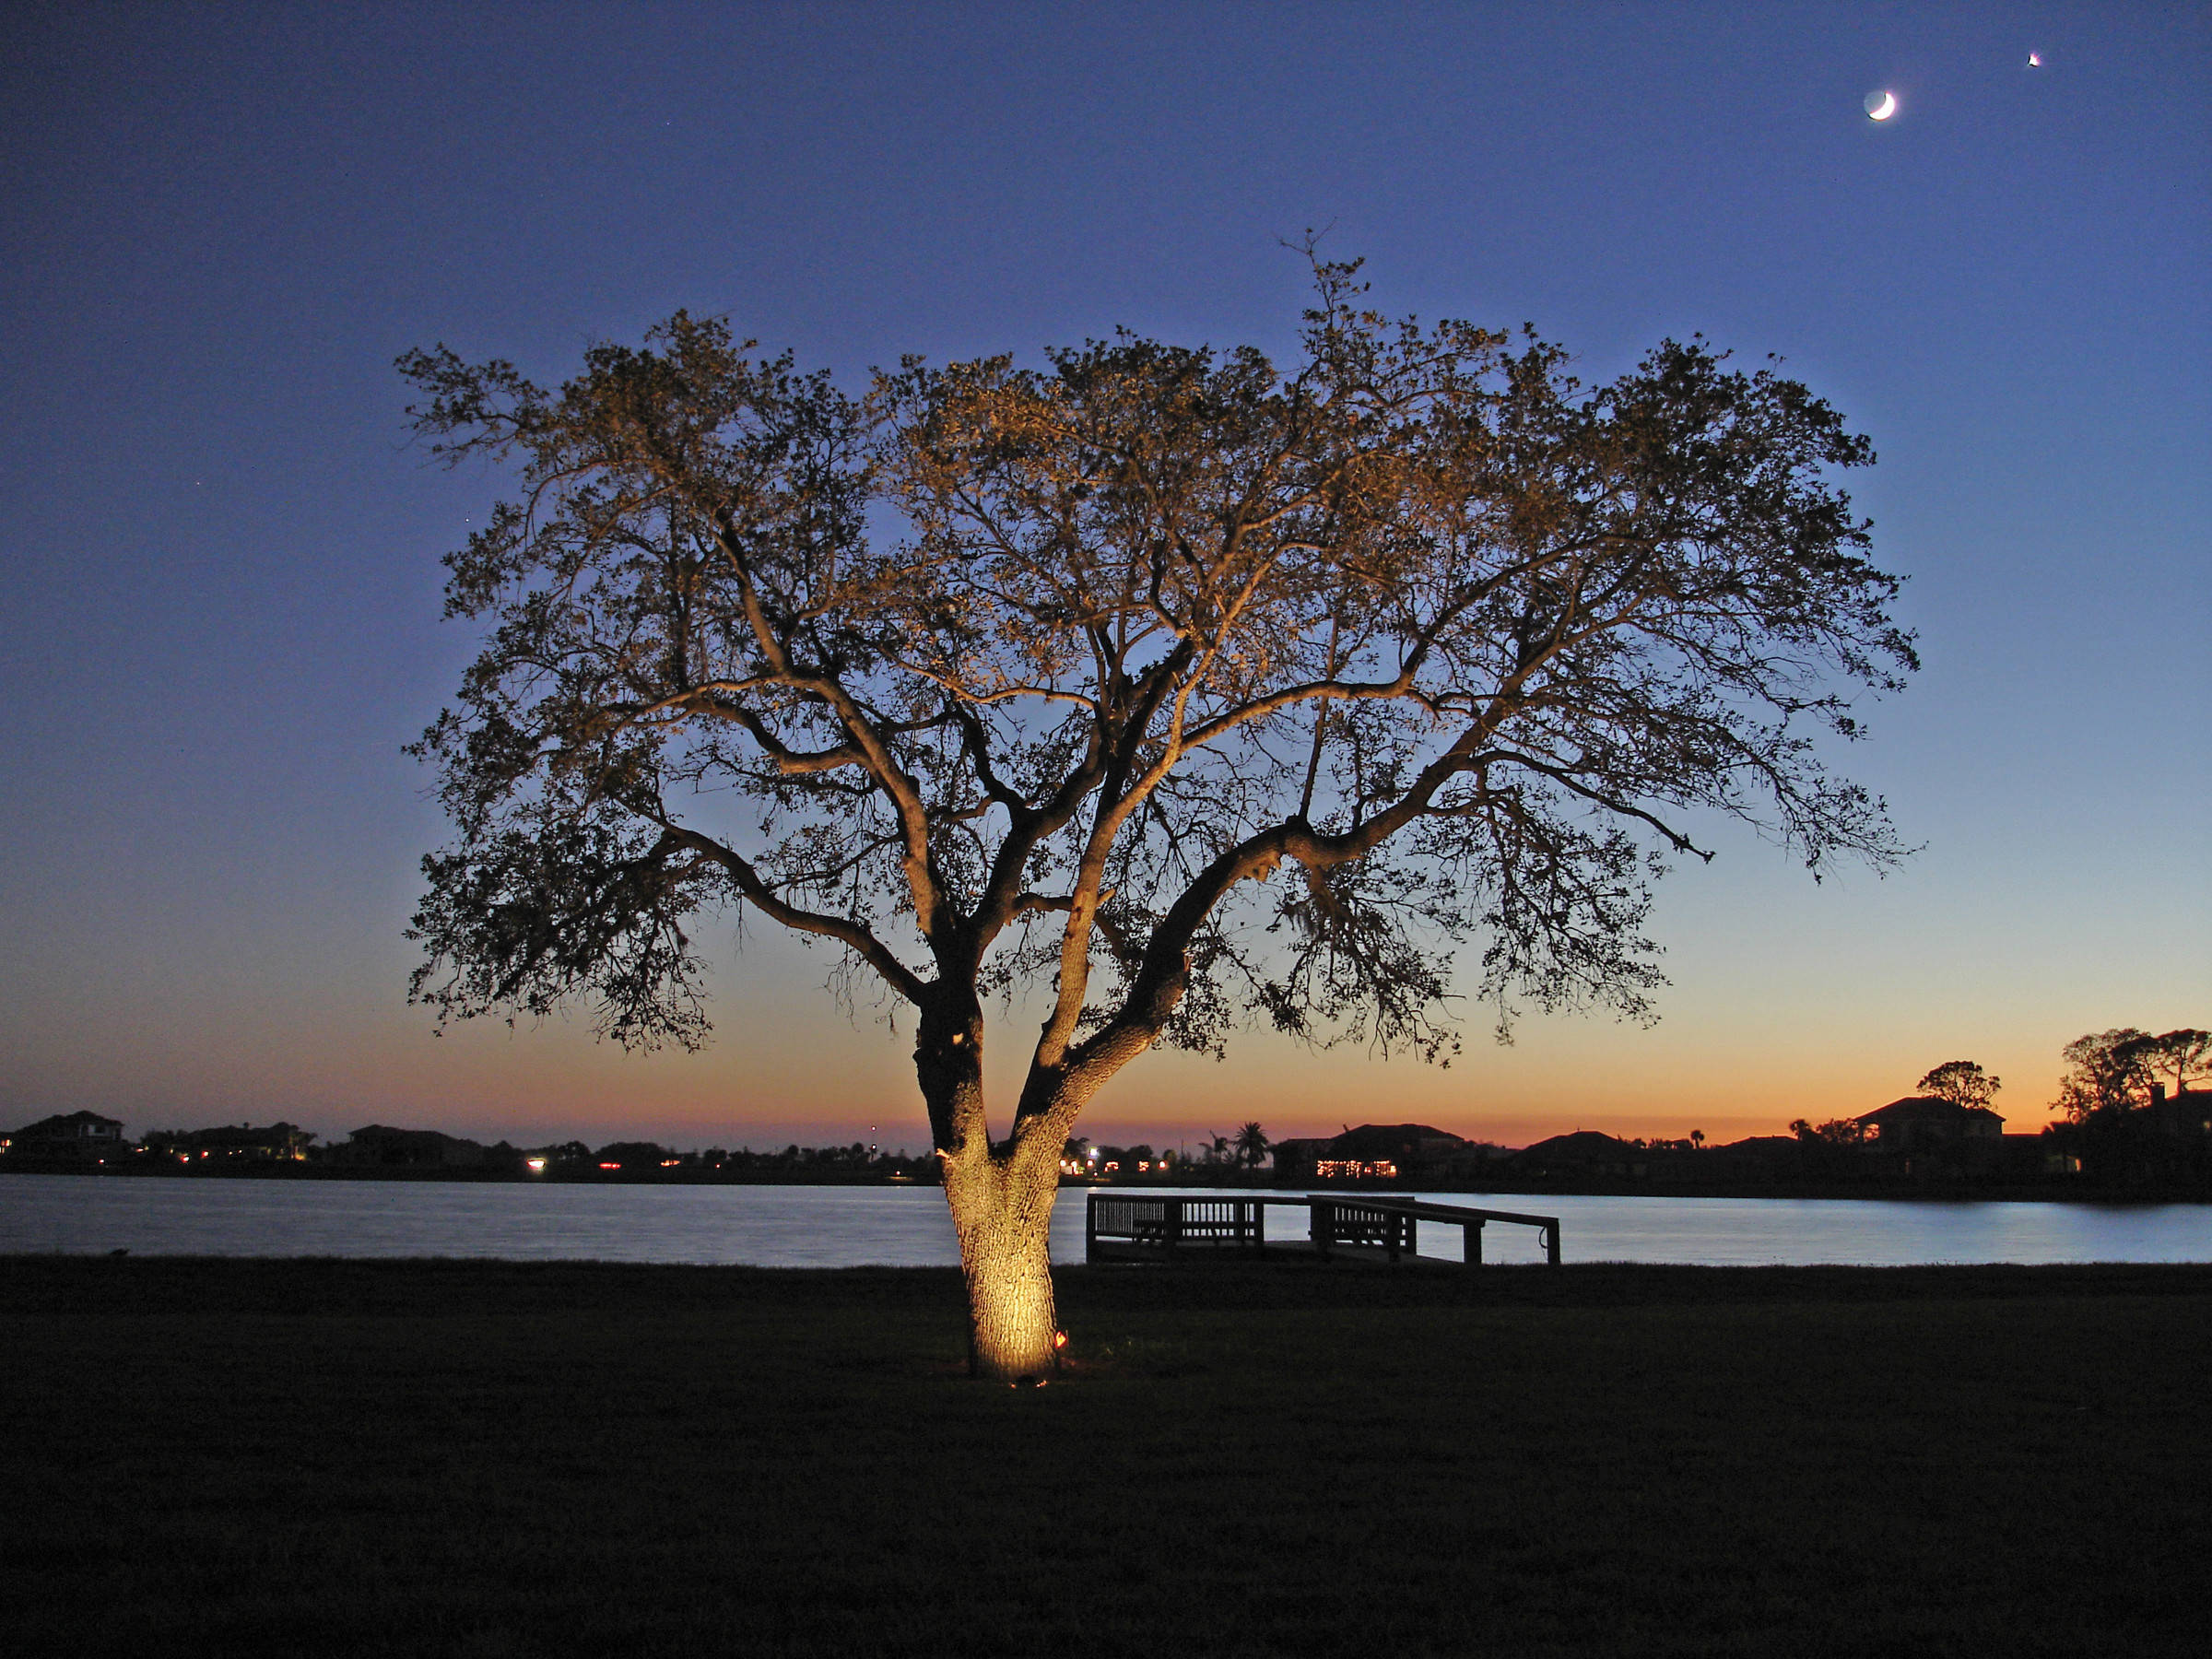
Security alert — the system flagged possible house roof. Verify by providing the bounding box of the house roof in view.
[1855,1096,2004,1127]
[1517,1130,1630,1159]
[8,1110,125,1137]
[1329,1123,1467,1157]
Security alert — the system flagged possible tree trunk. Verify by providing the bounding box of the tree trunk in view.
[941,1147,1062,1382]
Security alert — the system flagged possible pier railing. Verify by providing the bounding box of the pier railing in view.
[1085,1192,1560,1266]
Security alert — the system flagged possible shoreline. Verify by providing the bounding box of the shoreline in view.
[4,1160,2204,1204]
[9,1253,2211,1290]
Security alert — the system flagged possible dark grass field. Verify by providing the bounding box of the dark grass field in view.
[6,1256,2206,1657]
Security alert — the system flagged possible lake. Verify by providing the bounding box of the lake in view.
[2,1174,2207,1266]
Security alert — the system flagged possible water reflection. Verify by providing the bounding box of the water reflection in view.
[0,1175,2206,1267]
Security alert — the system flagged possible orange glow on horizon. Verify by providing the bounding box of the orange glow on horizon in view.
[6,927,2130,1153]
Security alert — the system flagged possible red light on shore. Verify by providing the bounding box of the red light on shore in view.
[599,1161,619,1170]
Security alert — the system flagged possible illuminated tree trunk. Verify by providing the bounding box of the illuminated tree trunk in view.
[919,1000,1066,1382]
[942,1149,1062,1382]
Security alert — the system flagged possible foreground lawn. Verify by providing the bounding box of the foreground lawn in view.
[5,1257,2206,1657]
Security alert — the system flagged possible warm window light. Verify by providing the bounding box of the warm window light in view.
[525,1157,547,1173]
[1315,1159,1399,1180]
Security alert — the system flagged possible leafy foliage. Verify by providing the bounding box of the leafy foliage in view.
[2139,1029,2211,1098]
[1915,1059,2000,1112]
[2053,1029,2155,1121]
[2053,1028,2211,1121]
[403,265,1915,1164]
[1790,1117,1868,1147]
[1234,1122,1273,1170]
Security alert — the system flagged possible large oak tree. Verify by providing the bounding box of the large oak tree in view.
[402,265,1915,1377]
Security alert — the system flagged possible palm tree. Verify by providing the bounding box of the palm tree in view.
[1234,1122,1272,1171]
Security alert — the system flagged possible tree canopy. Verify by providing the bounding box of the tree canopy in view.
[1916,1059,2000,1111]
[401,264,1915,1374]
[1234,1122,1273,1170]
[2140,1029,2211,1098]
[2053,1028,2211,1121]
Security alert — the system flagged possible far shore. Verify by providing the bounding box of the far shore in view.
[3,1159,2205,1203]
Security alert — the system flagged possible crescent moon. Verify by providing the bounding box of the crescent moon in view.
[1865,91,1897,121]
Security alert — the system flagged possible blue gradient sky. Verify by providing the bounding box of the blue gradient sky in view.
[2,3,2205,1153]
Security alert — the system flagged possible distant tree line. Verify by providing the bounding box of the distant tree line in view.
[9,1026,2202,1194]
[1,1119,942,1181]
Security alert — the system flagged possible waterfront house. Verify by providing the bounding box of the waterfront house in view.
[2148,1086,2212,1139]
[1512,1130,1646,1181]
[328,1124,488,1167]
[1274,1124,1470,1183]
[1266,1136,1334,1182]
[143,1122,315,1162]
[1853,1097,2004,1153]
[4,1111,129,1160]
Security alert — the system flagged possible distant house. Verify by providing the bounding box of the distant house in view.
[143,1122,315,1162]
[1274,1124,1468,1183]
[1512,1130,1646,1181]
[328,1124,487,1168]
[5,1111,128,1160]
[1853,1097,2003,1154]
[2149,1086,2212,1139]
[1696,1135,1806,1178]
[1266,1138,1334,1182]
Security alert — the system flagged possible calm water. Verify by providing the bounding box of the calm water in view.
[2,1175,2206,1266]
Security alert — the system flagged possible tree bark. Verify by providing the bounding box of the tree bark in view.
[941,1147,1063,1381]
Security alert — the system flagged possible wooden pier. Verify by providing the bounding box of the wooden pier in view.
[1085,1192,1561,1266]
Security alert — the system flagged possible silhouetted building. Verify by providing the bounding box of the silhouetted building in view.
[144,1122,314,1162]
[1274,1124,1468,1182]
[328,1124,487,1167]
[2148,1086,2212,1139]
[1853,1096,2003,1153]
[1512,1130,1646,1181]
[1267,1138,1331,1182]
[1700,1135,1803,1177]
[5,1111,128,1160]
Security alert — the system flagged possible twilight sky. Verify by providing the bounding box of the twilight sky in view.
[2,2,2205,1154]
